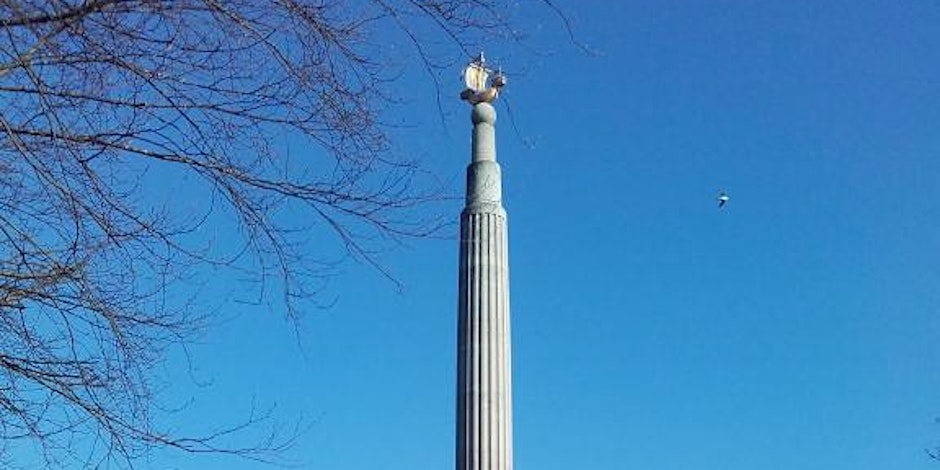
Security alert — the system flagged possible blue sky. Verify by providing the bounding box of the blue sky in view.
[152,1,940,468]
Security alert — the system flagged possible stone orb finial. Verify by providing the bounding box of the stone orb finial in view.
[471,102,496,125]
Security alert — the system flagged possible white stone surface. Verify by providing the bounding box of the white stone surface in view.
[456,102,513,470]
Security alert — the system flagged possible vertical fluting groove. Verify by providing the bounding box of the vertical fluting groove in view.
[456,216,467,469]
[461,217,468,470]
[478,214,485,470]
[473,213,478,470]
[495,215,504,470]
[487,214,495,470]
[482,214,488,470]
[506,217,511,470]
[464,216,472,470]
[473,215,481,470]
[495,214,501,470]
[480,214,488,470]
[503,217,512,470]
[499,215,506,470]
[493,214,501,470]
[500,215,506,470]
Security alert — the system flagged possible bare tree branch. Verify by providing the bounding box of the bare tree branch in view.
[0,0,570,467]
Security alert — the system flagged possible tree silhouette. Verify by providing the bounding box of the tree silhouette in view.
[0,0,554,466]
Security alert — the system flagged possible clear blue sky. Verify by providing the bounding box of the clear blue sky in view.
[154,1,940,468]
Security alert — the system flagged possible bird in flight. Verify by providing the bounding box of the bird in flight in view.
[717,191,730,209]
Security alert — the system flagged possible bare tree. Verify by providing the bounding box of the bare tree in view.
[0,0,550,467]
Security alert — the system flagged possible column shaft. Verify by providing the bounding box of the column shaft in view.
[457,210,512,470]
[457,102,512,470]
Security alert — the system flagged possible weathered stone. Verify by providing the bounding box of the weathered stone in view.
[456,102,513,470]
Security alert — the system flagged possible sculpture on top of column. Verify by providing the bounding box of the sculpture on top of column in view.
[460,52,507,105]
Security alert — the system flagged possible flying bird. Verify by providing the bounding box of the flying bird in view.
[717,191,730,209]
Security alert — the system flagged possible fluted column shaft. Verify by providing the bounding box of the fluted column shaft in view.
[457,102,513,470]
